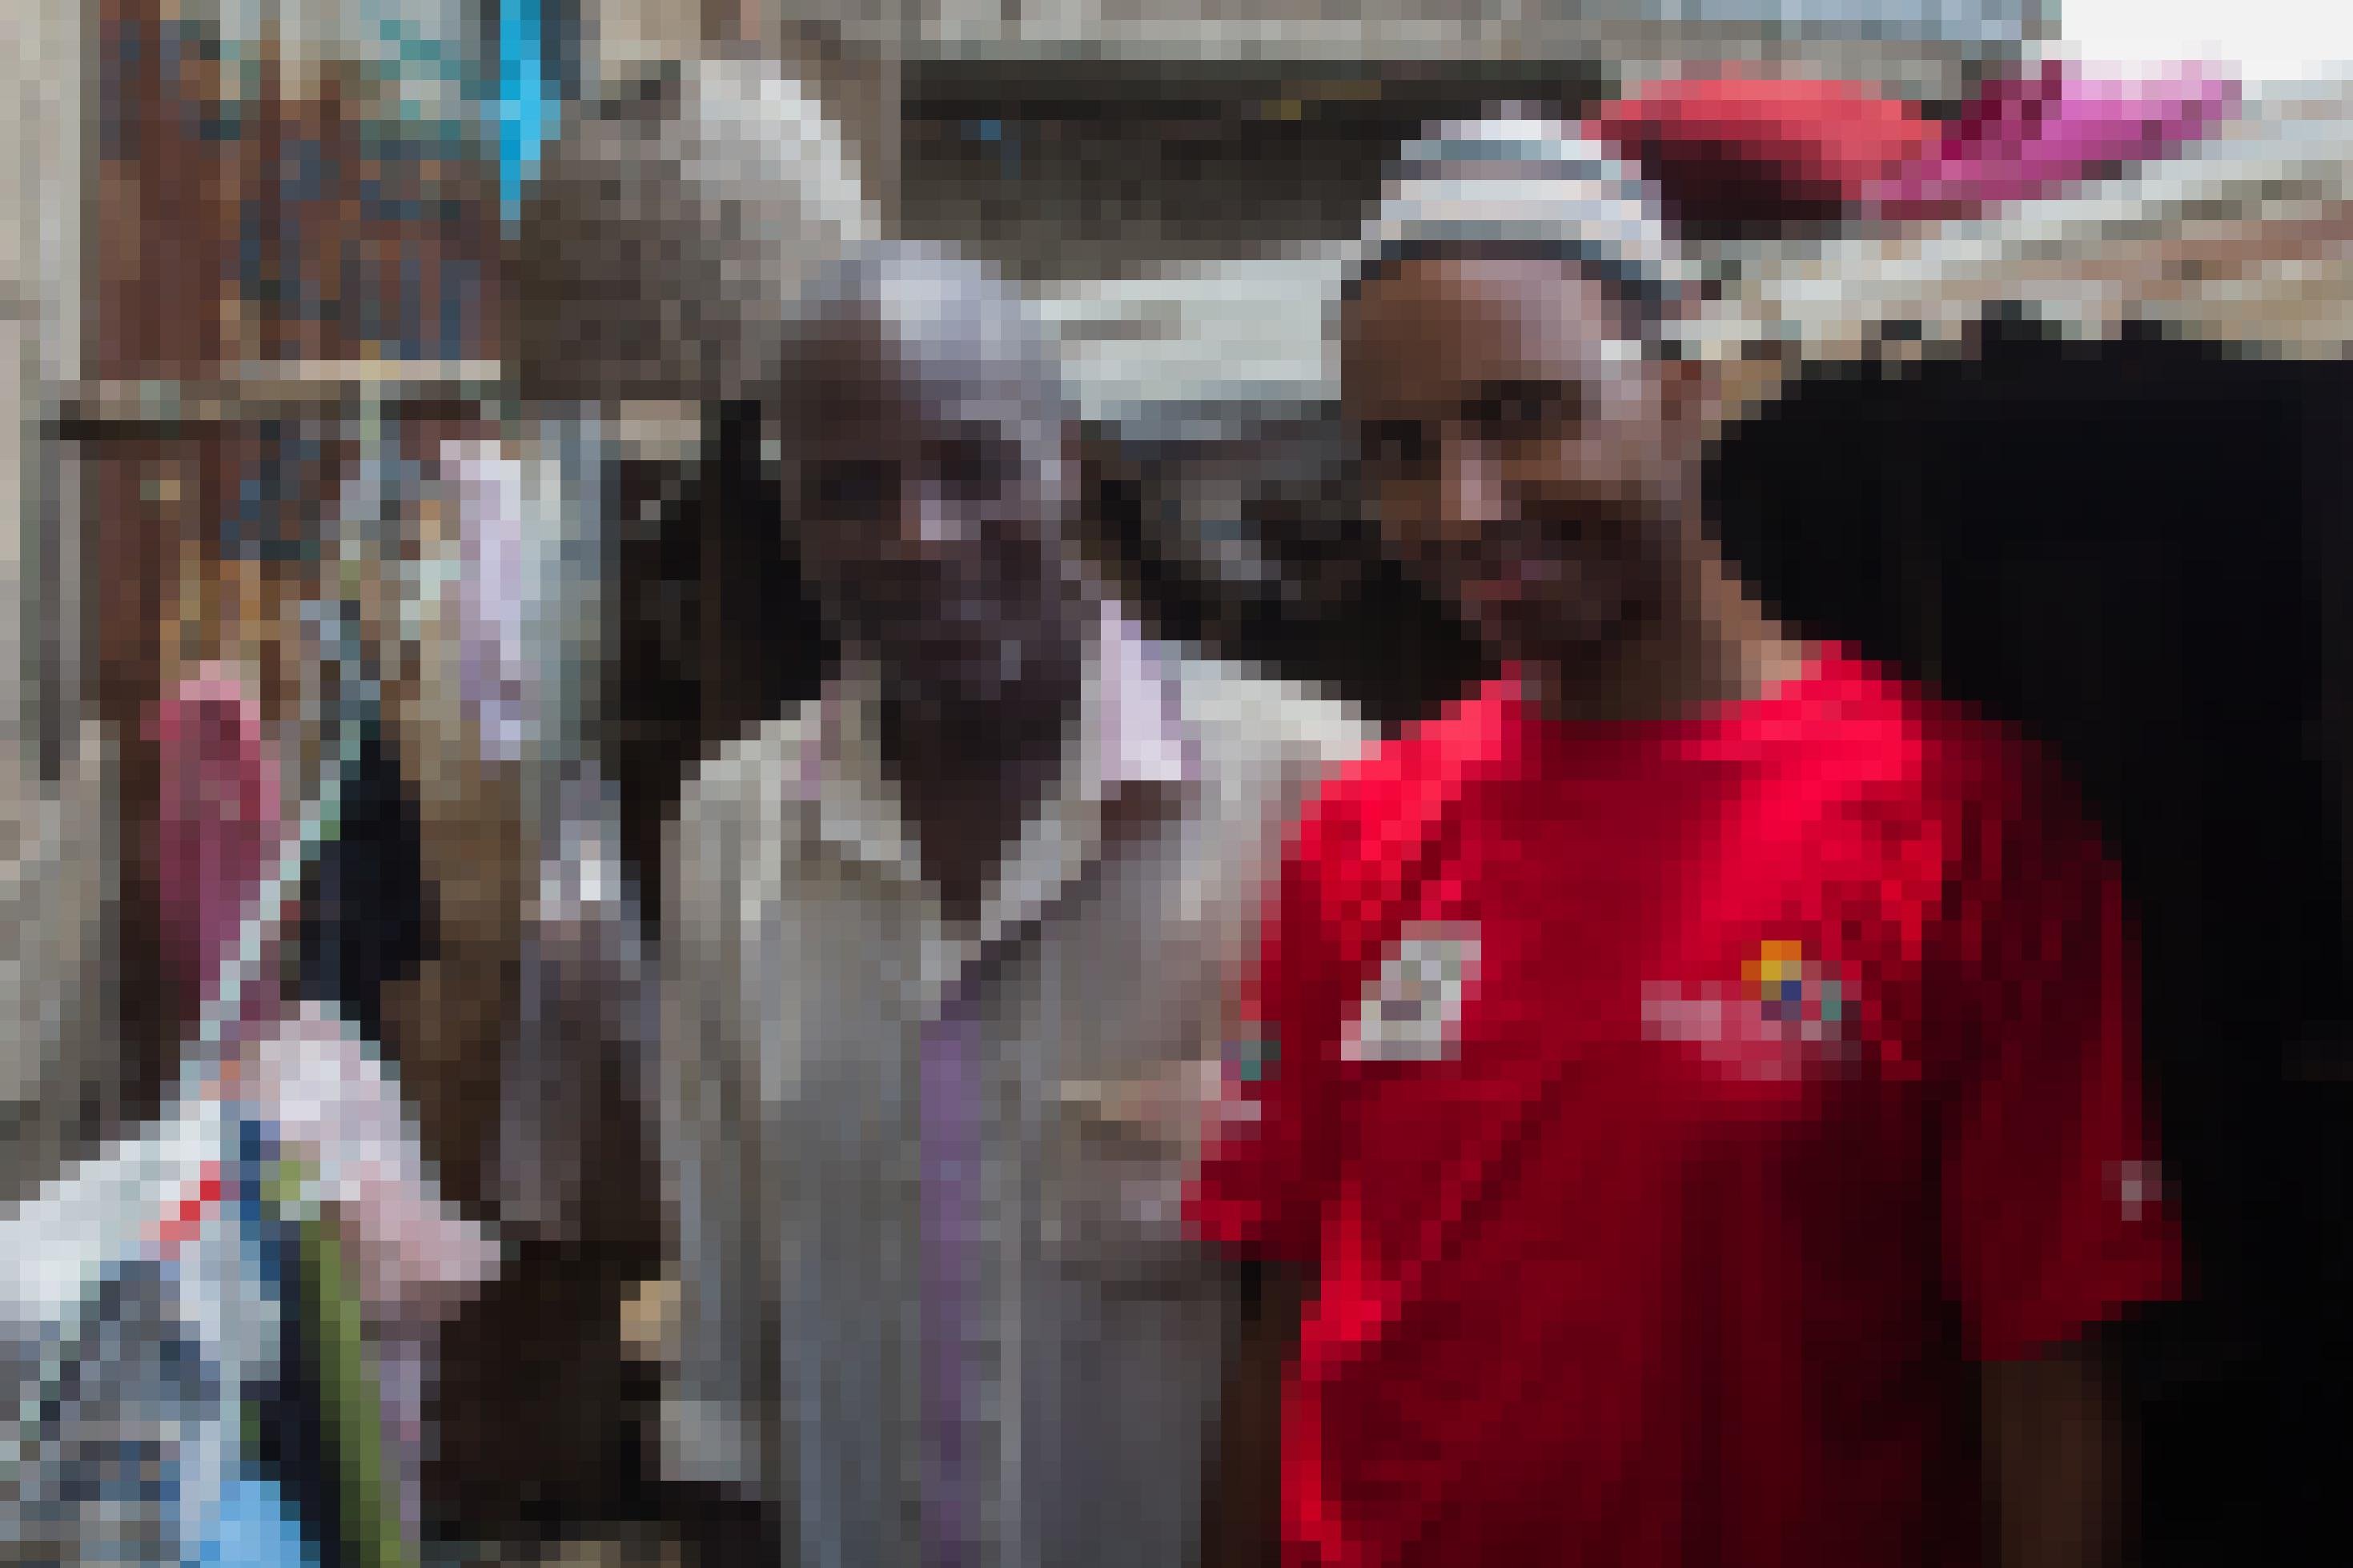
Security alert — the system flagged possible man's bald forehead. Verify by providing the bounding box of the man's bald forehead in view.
[775,241,1066,435]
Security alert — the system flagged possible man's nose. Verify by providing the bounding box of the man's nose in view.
[1436,439,1508,542]
[901,478,978,551]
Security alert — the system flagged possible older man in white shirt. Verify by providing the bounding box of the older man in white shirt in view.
[657,241,1367,1568]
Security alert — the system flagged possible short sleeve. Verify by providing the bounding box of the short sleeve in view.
[1187,812,1359,1269]
[1934,759,2182,1364]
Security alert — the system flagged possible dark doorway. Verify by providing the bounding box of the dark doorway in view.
[1712,327,2353,1563]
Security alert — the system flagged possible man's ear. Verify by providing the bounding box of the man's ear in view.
[1049,416,1086,518]
[1049,418,1108,589]
[1659,351,1726,445]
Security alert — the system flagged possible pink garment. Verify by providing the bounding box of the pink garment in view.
[145,666,496,1550]
[151,667,496,1322]
[242,1001,500,1325]
[1867,59,2240,220]
[147,664,283,1029]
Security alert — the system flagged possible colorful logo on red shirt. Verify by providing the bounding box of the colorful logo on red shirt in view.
[1643,938,1857,1081]
[1745,939,1841,1030]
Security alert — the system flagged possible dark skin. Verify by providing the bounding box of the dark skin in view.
[776,311,1092,924]
[1340,253,1810,723]
[1205,255,2123,1568]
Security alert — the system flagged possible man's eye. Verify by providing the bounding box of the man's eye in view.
[1361,423,1430,472]
[1476,390,1569,440]
[808,460,894,520]
[937,440,1018,503]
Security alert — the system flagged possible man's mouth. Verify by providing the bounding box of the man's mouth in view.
[1459,554,1568,611]
[1459,571,1528,610]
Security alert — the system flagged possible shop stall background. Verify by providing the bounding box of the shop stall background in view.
[1710,331,2353,1565]
[63,0,635,1546]
[78,0,508,1113]
[42,0,2353,1556]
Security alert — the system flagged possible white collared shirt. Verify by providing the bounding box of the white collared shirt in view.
[658,609,1367,1568]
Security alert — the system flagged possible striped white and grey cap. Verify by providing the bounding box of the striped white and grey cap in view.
[1359,110,1698,320]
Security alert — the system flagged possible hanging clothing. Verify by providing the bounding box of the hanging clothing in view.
[149,664,282,1029]
[0,1052,489,1568]
[55,664,499,1564]
[296,707,435,1053]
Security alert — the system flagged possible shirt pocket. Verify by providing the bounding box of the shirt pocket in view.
[1034,951,1229,1296]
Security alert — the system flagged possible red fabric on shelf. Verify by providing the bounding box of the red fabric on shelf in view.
[1589,72,1933,227]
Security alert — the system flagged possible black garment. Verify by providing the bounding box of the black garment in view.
[1218,553,1492,733]
[295,711,434,1053]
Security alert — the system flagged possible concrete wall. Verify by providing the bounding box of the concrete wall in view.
[0,0,82,770]
[769,0,2042,66]
[0,0,116,1197]
[600,0,2030,281]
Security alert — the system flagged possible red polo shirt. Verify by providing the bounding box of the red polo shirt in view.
[1190,646,2180,1568]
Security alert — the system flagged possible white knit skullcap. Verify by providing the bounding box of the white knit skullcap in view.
[1361,110,1697,318]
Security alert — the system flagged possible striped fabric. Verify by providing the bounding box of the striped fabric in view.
[1362,111,1698,314]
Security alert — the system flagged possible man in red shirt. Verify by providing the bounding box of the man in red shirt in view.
[1191,113,2180,1568]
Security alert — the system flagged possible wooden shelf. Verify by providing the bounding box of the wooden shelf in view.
[57,361,507,432]
[54,373,719,463]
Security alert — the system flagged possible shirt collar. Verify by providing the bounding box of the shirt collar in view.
[793,603,1193,951]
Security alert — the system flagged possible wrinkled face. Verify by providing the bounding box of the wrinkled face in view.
[775,312,1082,712]
[1340,254,1705,666]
